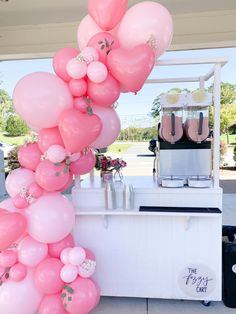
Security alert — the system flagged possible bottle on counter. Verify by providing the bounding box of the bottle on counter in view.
[105,182,116,210]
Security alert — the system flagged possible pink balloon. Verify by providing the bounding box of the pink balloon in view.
[5,168,35,198]
[0,250,17,268]
[59,109,102,154]
[38,127,64,153]
[18,142,42,171]
[0,212,27,251]
[12,193,29,210]
[84,248,96,261]
[59,173,74,193]
[39,294,67,314]
[87,61,108,83]
[91,105,121,148]
[28,182,44,198]
[26,193,75,243]
[60,264,78,283]
[70,149,96,175]
[18,236,48,267]
[48,234,74,258]
[80,46,99,64]
[66,59,87,80]
[88,0,128,31]
[77,15,103,50]
[68,247,86,266]
[0,198,17,212]
[34,257,64,294]
[107,44,155,93]
[61,277,99,314]
[53,47,80,82]
[0,270,43,314]
[118,1,173,58]
[9,263,27,282]
[60,247,72,265]
[13,72,73,130]
[87,73,120,107]
[74,97,89,113]
[35,160,70,192]
[88,32,119,65]
[69,78,87,97]
[46,145,66,163]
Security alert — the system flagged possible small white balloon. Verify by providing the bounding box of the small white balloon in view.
[46,144,66,163]
[68,247,86,266]
[60,247,72,265]
[87,61,108,83]
[60,264,78,283]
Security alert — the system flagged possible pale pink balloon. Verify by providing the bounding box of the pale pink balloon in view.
[13,72,73,130]
[0,212,27,251]
[34,257,64,295]
[39,294,67,314]
[60,247,72,265]
[53,47,80,82]
[66,58,87,80]
[107,44,155,93]
[0,198,17,212]
[80,46,99,64]
[48,234,74,258]
[18,236,48,267]
[5,168,35,198]
[35,160,69,192]
[0,270,43,314]
[38,127,64,153]
[26,193,75,243]
[118,1,173,58]
[87,61,108,83]
[9,263,27,282]
[88,0,128,31]
[28,182,44,199]
[69,78,87,97]
[46,145,66,163]
[0,250,17,268]
[70,149,96,175]
[74,97,89,113]
[60,264,78,283]
[59,109,102,154]
[77,15,103,50]
[18,142,42,171]
[88,32,119,65]
[91,105,121,148]
[61,277,99,314]
[87,73,120,107]
[68,247,86,266]
[12,193,29,209]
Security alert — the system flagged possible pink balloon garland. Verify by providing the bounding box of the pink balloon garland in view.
[2,1,173,313]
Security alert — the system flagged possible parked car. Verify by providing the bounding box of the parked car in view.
[148,139,157,154]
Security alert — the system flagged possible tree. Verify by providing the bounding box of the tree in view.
[0,88,14,131]
[208,82,236,106]
[5,114,29,136]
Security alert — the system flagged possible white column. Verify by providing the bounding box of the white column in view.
[213,64,221,188]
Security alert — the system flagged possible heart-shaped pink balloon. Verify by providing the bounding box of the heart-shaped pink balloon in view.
[59,109,102,153]
[107,44,155,93]
[0,212,27,251]
[88,0,127,31]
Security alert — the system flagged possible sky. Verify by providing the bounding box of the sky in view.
[0,47,236,124]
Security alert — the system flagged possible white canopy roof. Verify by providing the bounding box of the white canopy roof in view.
[0,0,236,60]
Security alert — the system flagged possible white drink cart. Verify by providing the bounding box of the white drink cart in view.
[72,57,227,304]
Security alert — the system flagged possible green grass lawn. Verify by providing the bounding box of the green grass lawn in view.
[0,132,32,146]
[107,143,131,154]
[220,133,236,145]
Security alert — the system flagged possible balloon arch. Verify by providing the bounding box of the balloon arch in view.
[0,1,173,313]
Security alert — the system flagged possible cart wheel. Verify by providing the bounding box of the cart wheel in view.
[201,301,211,307]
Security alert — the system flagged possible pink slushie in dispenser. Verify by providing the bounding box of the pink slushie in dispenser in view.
[185,90,212,143]
[160,93,185,144]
